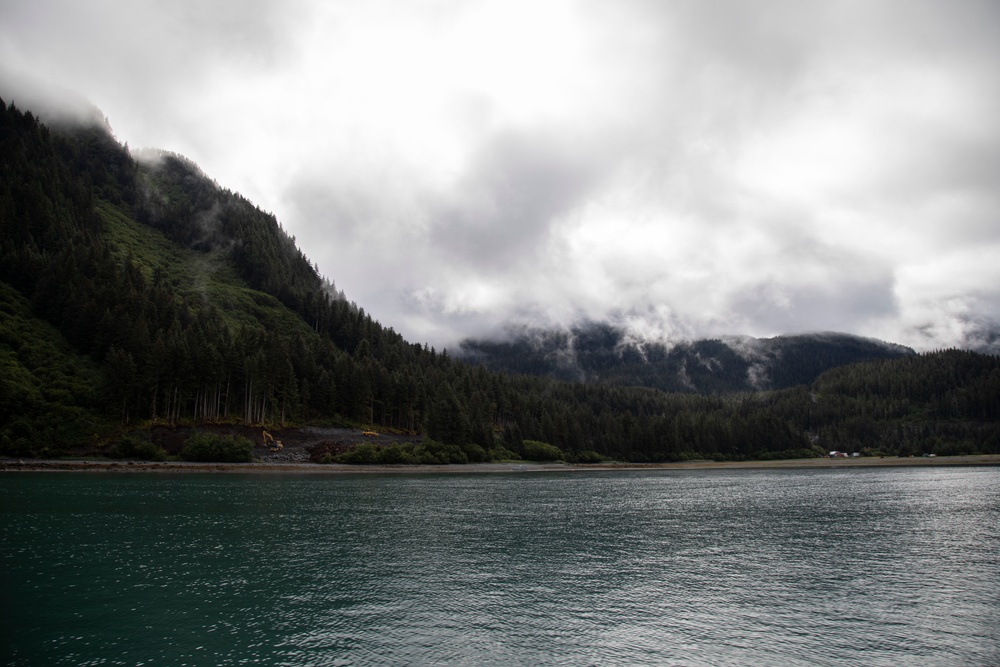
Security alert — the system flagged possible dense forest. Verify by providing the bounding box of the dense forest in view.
[2,98,999,462]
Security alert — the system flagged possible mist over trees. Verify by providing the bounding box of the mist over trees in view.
[2,98,999,461]
[460,326,915,393]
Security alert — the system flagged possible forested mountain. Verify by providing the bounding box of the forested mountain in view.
[2,98,998,462]
[460,325,914,393]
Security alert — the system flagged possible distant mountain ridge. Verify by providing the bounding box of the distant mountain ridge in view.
[460,325,914,393]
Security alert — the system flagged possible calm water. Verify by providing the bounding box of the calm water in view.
[2,467,999,666]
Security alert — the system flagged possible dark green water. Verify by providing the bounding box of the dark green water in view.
[2,467,999,666]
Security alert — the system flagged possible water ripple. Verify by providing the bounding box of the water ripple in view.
[2,468,999,665]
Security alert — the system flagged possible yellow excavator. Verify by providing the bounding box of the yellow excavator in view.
[262,429,283,452]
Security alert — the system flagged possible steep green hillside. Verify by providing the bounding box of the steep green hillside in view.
[96,197,316,339]
[0,281,101,454]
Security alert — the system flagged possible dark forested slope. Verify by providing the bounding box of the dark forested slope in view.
[460,324,914,393]
[2,98,998,461]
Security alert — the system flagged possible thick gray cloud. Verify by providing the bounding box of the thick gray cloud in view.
[2,0,998,351]
[421,124,620,279]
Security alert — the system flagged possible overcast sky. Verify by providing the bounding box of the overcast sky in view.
[2,0,998,352]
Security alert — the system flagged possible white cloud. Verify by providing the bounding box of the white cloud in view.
[2,0,998,351]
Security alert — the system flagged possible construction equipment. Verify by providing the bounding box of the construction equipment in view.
[262,429,284,452]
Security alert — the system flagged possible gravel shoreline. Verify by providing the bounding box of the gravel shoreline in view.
[2,454,999,474]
